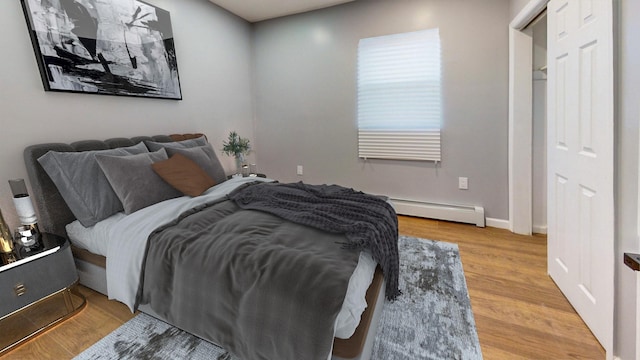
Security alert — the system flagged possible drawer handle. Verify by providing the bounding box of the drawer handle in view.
[14,283,26,297]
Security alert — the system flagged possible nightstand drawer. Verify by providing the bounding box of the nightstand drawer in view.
[0,240,77,318]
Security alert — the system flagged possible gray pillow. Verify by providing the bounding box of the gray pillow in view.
[144,136,208,152]
[38,142,148,227]
[96,149,182,214]
[165,144,227,184]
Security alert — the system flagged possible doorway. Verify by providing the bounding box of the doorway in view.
[531,15,547,234]
[509,0,615,357]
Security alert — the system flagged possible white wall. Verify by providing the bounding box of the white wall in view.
[0,0,254,229]
[253,0,511,220]
[615,0,640,358]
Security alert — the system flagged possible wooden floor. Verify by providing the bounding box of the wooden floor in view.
[1,216,605,359]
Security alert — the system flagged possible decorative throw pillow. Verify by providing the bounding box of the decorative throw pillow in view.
[96,149,182,214]
[37,142,148,227]
[152,154,216,197]
[144,136,208,152]
[164,144,227,184]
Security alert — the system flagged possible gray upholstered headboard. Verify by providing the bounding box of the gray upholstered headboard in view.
[23,135,174,238]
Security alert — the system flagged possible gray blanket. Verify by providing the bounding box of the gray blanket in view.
[139,198,360,360]
[228,182,400,300]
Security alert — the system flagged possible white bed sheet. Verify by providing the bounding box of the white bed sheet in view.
[66,176,375,339]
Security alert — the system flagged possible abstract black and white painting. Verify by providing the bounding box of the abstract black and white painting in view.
[21,0,182,100]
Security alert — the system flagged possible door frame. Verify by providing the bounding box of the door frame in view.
[508,0,548,235]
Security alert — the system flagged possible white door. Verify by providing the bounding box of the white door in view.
[547,0,614,355]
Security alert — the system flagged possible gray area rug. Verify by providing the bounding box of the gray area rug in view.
[74,235,482,360]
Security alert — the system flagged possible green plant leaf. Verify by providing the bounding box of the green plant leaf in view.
[222,130,251,157]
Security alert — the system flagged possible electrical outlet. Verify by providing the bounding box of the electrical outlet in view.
[458,177,468,190]
[297,165,303,176]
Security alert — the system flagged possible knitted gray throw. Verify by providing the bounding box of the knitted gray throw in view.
[228,182,400,300]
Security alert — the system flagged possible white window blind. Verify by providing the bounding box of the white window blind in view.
[357,28,442,161]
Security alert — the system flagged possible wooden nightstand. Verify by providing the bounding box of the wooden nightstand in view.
[0,233,85,355]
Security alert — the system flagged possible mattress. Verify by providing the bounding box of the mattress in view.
[66,176,376,339]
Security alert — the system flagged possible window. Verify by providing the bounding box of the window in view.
[357,28,442,161]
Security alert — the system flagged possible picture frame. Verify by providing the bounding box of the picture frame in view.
[20,0,182,100]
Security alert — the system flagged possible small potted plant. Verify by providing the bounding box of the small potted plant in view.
[222,131,251,175]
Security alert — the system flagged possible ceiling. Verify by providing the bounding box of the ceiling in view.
[208,0,355,23]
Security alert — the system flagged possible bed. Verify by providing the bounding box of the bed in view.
[23,134,398,360]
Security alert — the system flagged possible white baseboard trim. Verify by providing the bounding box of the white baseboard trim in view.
[390,198,485,227]
[485,219,547,233]
[532,225,547,234]
[486,217,510,230]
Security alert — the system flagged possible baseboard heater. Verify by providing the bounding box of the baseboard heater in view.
[390,198,485,227]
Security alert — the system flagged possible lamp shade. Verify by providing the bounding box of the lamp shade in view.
[9,179,38,226]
